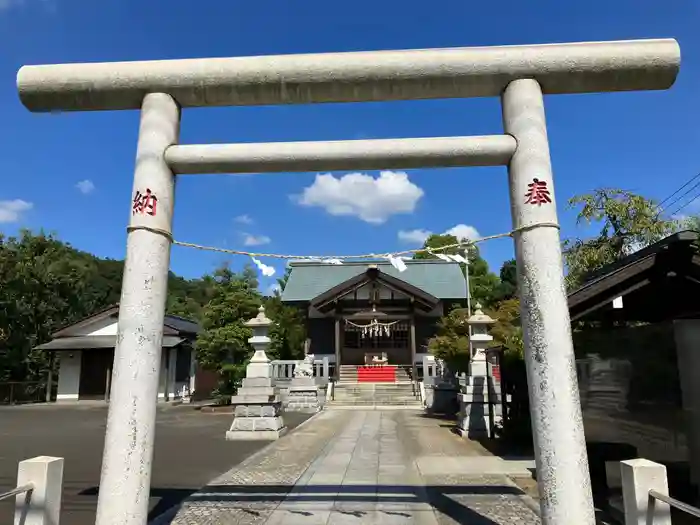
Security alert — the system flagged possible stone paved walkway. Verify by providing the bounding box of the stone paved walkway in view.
[164,410,540,524]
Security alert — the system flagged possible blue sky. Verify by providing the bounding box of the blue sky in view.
[1,0,698,294]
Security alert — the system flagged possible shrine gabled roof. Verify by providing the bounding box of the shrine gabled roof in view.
[567,230,700,322]
[50,303,201,338]
[281,260,467,303]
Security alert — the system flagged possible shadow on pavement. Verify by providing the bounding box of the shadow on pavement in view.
[157,482,532,524]
[80,486,198,522]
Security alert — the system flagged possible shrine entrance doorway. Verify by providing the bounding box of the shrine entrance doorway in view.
[341,315,411,366]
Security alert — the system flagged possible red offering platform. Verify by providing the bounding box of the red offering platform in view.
[357,365,396,383]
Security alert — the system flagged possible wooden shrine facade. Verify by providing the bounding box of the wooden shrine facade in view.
[281,260,468,375]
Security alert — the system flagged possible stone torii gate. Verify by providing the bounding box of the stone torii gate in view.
[17,39,680,525]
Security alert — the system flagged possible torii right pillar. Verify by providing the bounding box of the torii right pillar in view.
[502,78,596,524]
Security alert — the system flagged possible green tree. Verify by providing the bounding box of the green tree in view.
[195,265,260,368]
[413,233,464,260]
[165,273,217,321]
[195,264,262,399]
[493,259,517,302]
[0,231,116,382]
[427,305,471,373]
[414,233,500,307]
[265,267,306,361]
[680,215,700,233]
[488,298,523,362]
[564,189,678,289]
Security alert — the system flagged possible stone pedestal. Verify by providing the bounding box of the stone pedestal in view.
[286,376,322,413]
[423,376,460,415]
[468,351,488,377]
[225,376,287,440]
[456,375,500,439]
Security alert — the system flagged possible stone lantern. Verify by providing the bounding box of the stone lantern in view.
[225,306,287,441]
[245,305,273,378]
[467,303,496,377]
[456,303,498,439]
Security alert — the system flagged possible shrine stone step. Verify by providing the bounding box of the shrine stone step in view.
[327,400,422,407]
[329,403,422,408]
[338,368,359,383]
[335,390,418,396]
[338,365,415,384]
[333,382,416,390]
[395,367,412,382]
[330,382,421,407]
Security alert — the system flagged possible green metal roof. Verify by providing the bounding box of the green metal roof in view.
[281,260,467,302]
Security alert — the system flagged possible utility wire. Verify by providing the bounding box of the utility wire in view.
[668,191,700,218]
[661,180,700,216]
[657,171,700,218]
[658,171,700,209]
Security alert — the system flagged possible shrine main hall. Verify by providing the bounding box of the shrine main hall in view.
[281,260,467,378]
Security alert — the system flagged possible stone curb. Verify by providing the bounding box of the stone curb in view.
[198,405,234,413]
[327,405,423,411]
[501,474,542,516]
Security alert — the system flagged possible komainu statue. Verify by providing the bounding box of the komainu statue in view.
[294,353,315,378]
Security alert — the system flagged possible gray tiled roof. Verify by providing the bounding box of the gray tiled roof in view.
[164,315,201,335]
[35,335,186,351]
[281,260,467,302]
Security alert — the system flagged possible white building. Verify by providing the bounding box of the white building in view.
[35,304,216,402]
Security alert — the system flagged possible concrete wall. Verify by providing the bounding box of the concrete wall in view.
[56,351,81,402]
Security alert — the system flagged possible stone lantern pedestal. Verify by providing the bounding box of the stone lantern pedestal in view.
[286,354,322,413]
[225,306,287,441]
[457,303,499,439]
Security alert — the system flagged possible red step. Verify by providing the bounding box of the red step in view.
[357,366,397,383]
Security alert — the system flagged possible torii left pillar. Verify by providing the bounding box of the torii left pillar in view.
[95,93,180,525]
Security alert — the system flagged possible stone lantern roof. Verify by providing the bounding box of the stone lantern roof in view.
[467,303,496,325]
[245,305,272,328]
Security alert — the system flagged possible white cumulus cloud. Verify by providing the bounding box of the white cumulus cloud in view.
[0,199,33,223]
[243,233,271,246]
[397,224,481,244]
[234,214,254,224]
[76,179,95,195]
[445,224,480,241]
[292,170,424,224]
[398,229,432,244]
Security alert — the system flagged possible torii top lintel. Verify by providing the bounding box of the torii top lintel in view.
[17,38,680,113]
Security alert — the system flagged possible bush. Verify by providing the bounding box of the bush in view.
[211,363,246,405]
